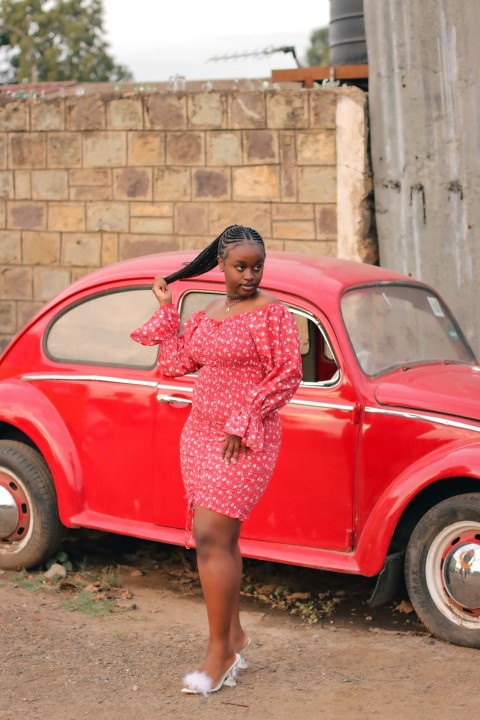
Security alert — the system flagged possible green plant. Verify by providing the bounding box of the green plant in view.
[62,590,113,617]
[11,570,48,592]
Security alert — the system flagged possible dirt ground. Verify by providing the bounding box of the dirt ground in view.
[1,530,478,720]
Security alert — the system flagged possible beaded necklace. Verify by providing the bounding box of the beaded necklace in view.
[224,291,257,312]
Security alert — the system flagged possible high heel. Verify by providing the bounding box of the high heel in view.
[181,653,241,696]
[237,636,251,670]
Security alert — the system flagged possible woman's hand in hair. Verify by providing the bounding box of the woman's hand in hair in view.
[153,276,173,306]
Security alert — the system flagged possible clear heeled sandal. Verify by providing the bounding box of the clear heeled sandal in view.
[237,636,251,670]
[181,653,241,696]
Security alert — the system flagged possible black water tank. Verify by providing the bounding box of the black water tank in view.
[329,0,367,65]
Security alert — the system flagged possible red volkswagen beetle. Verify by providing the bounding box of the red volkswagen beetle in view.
[1,251,479,648]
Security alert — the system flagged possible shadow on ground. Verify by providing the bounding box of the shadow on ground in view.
[56,528,426,636]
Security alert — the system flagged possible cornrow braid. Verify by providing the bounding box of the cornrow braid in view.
[163,225,265,284]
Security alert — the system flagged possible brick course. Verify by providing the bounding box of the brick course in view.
[0,85,374,351]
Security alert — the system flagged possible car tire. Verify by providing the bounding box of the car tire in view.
[0,440,63,570]
[405,493,480,648]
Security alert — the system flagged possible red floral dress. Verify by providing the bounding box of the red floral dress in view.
[131,302,302,541]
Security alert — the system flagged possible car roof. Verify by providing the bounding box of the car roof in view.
[46,250,413,308]
[0,251,427,359]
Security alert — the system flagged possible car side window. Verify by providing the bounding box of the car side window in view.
[179,291,218,327]
[291,308,340,385]
[46,288,160,368]
[179,291,339,386]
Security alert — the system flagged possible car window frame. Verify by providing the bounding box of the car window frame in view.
[290,306,341,388]
[340,280,477,378]
[43,285,160,371]
[178,290,341,389]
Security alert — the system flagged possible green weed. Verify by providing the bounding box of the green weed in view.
[11,571,48,592]
[62,589,113,617]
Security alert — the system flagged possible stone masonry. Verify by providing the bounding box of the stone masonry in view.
[0,85,374,350]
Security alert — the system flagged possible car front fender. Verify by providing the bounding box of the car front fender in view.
[0,379,84,525]
[354,438,480,575]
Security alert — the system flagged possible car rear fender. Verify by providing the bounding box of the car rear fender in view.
[0,379,83,525]
[354,439,480,575]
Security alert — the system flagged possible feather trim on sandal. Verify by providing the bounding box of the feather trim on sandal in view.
[181,654,240,695]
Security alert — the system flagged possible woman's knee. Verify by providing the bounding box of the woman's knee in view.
[193,508,240,554]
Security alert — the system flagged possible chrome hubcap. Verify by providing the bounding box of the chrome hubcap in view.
[426,521,480,628]
[0,470,30,544]
[442,534,480,615]
[0,484,18,537]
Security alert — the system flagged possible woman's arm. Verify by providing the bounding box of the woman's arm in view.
[130,277,201,376]
[224,303,303,450]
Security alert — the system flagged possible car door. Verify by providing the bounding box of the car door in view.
[42,286,162,525]
[151,289,358,552]
[241,300,359,551]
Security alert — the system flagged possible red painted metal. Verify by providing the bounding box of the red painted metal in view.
[1,251,479,576]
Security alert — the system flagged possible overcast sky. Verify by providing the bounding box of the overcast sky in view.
[102,0,331,83]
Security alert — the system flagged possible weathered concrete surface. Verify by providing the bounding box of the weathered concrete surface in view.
[365,0,480,355]
[336,90,376,263]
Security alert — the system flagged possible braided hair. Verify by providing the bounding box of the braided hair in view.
[164,225,265,284]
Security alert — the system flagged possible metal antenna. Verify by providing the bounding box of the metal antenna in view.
[208,45,302,68]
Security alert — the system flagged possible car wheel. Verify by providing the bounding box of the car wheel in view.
[405,493,480,648]
[0,440,63,570]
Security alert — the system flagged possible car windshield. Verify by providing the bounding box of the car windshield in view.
[341,283,476,376]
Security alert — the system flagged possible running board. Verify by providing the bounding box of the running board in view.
[69,510,361,574]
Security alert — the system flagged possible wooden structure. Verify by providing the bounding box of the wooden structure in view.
[271,64,368,88]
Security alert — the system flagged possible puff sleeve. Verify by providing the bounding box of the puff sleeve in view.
[130,304,202,377]
[223,303,303,450]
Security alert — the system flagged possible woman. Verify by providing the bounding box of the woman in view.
[131,225,302,695]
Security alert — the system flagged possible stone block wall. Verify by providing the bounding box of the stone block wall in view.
[0,85,374,350]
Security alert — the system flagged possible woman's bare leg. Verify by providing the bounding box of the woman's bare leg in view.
[228,542,249,652]
[192,507,245,683]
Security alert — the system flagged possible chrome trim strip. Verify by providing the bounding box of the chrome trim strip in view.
[290,399,354,411]
[22,373,197,395]
[21,374,351,411]
[300,375,341,389]
[365,406,480,433]
[157,383,193,394]
[22,373,158,388]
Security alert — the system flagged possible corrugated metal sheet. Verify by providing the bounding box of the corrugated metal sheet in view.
[364,0,480,355]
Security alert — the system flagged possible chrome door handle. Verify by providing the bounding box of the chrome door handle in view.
[157,393,192,405]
